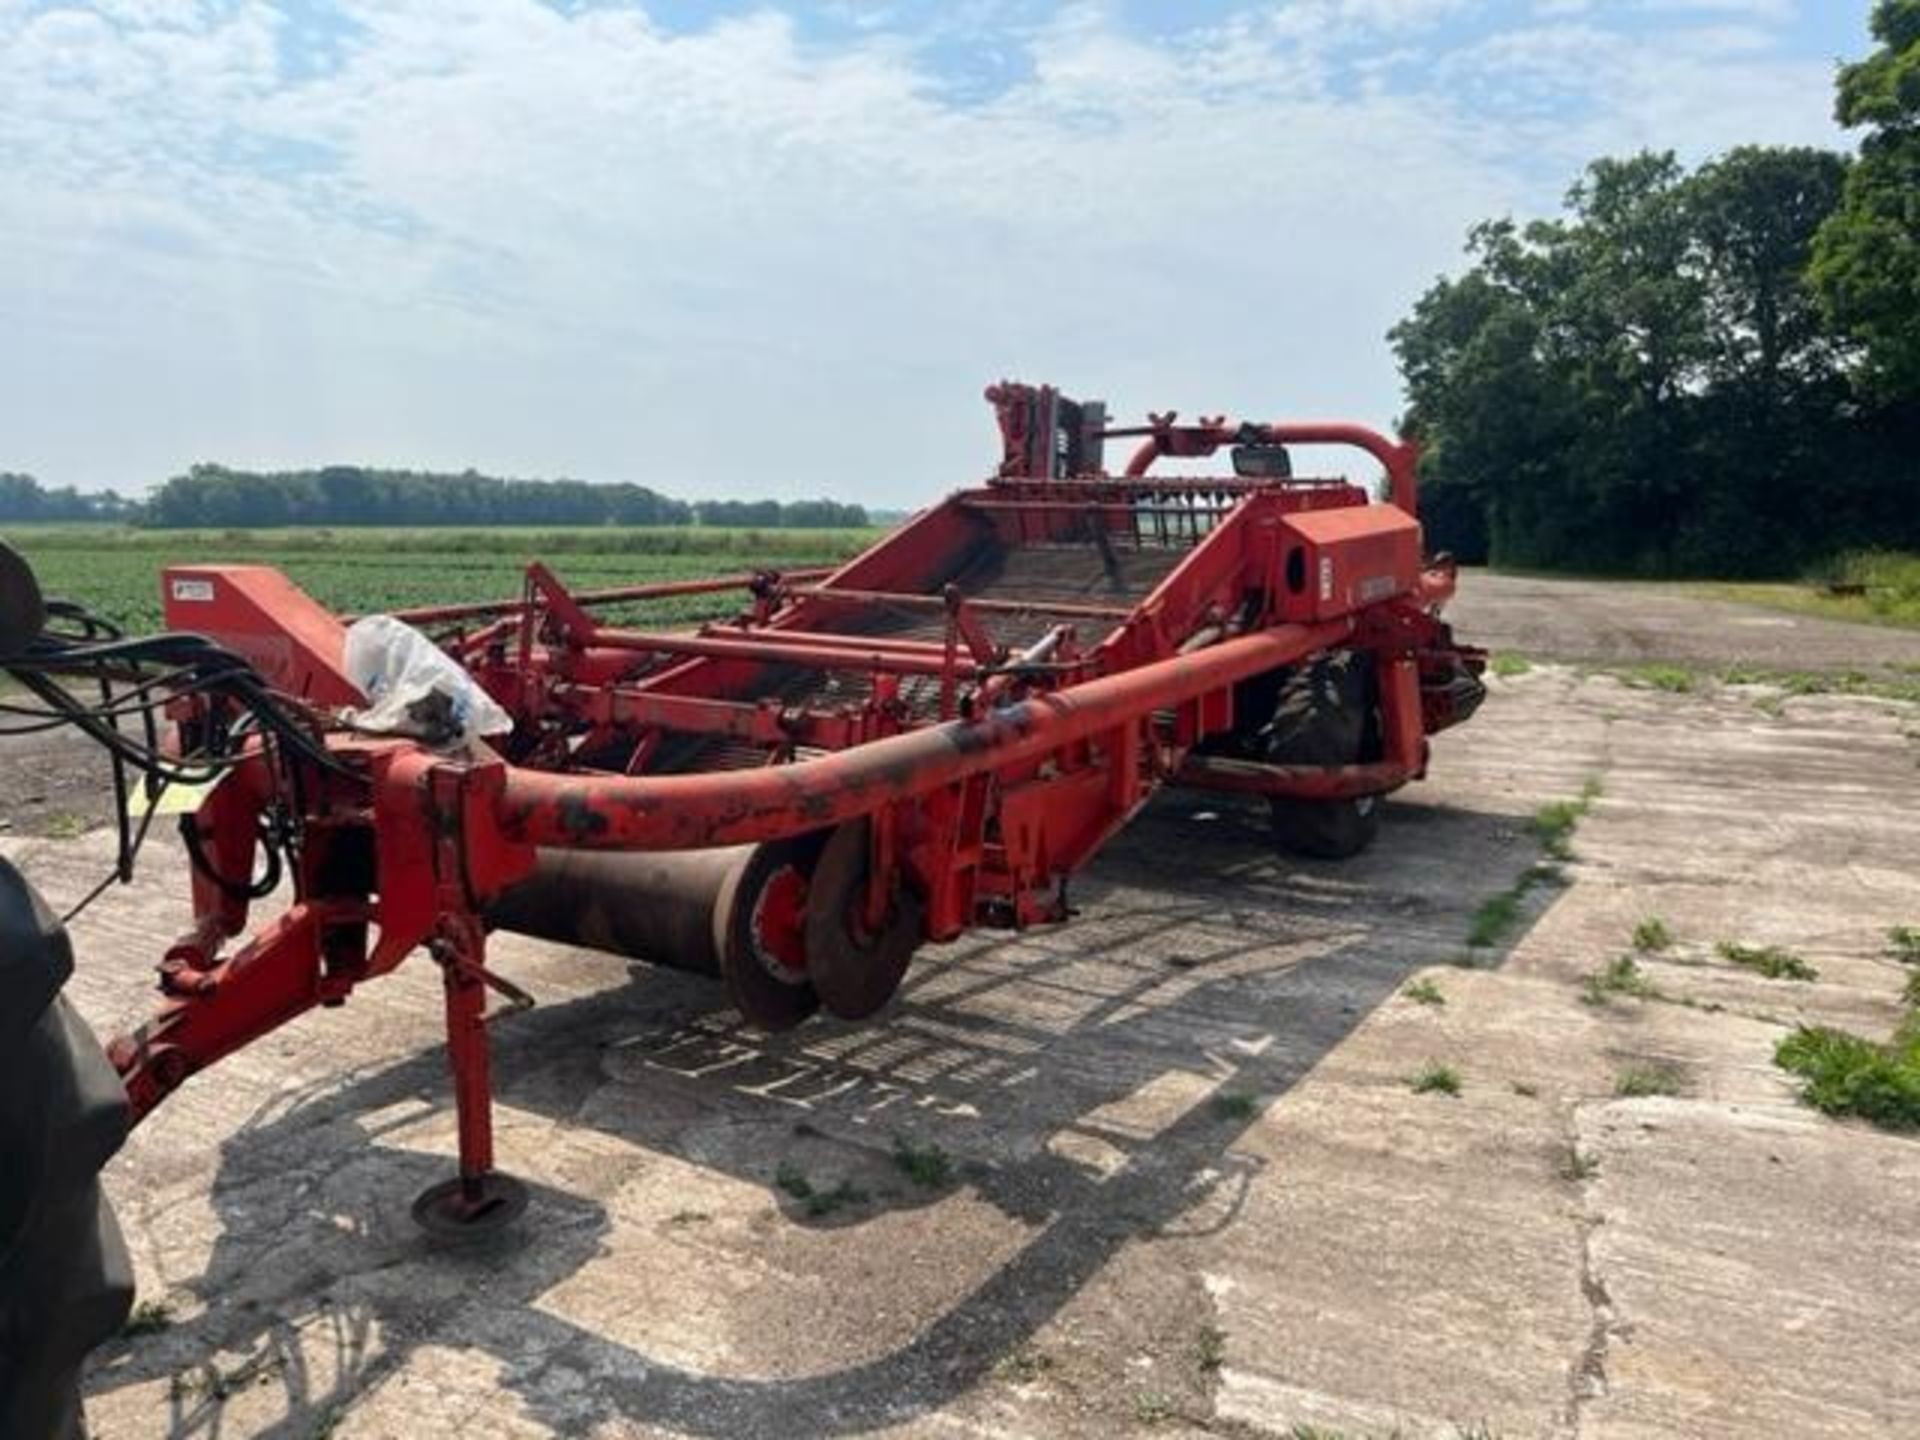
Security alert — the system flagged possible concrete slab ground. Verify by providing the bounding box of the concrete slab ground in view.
[17,577,1919,1438]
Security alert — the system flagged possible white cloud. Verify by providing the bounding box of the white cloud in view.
[1640,0,1794,20]
[0,0,1844,500]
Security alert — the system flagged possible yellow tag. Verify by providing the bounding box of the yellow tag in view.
[130,779,216,818]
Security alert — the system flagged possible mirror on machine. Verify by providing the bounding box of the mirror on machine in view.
[1230,443,1293,479]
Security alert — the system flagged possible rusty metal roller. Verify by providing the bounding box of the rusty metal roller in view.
[487,835,827,1031]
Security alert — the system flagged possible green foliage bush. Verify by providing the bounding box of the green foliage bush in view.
[1394,12,1920,577]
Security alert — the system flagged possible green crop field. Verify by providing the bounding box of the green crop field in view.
[2,524,886,634]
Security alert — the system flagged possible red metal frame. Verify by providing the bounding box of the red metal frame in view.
[105,381,1483,1228]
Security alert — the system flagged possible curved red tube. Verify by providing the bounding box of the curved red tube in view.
[1123,422,1419,516]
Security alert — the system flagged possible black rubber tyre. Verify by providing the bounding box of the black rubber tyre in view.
[1263,652,1383,861]
[0,859,134,1440]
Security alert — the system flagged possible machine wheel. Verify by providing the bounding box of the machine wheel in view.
[805,819,924,1022]
[1264,652,1383,861]
[714,837,823,1032]
[0,859,134,1440]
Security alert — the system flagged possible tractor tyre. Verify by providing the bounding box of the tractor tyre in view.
[1264,652,1383,861]
[0,858,135,1440]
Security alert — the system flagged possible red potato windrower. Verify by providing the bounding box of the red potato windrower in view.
[0,383,1484,1264]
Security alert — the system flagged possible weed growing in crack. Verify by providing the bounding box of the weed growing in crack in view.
[1532,800,1586,861]
[1404,977,1446,1007]
[1617,663,1697,694]
[892,1136,953,1189]
[1614,1061,1685,1098]
[1717,941,1817,982]
[1632,917,1673,953]
[1196,1323,1227,1372]
[1490,654,1532,678]
[1776,1021,1920,1131]
[1210,1091,1259,1122]
[1411,1061,1461,1097]
[806,1181,869,1218]
[774,1160,813,1201]
[1465,780,1600,950]
[1468,891,1523,949]
[121,1299,173,1338]
[1133,1392,1177,1426]
[993,1346,1054,1384]
[1581,955,1664,1006]
[1888,926,1920,967]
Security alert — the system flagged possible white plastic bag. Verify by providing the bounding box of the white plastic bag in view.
[341,614,514,745]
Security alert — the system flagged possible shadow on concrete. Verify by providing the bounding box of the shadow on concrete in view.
[85,786,1552,1438]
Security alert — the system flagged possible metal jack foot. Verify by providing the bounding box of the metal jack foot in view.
[414,918,527,1240]
[411,1171,529,1241]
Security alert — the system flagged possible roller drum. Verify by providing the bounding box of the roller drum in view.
[486,846,750,975]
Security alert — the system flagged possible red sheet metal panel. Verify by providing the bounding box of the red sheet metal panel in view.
[161,565,361,704]
[1278,506,1421,622]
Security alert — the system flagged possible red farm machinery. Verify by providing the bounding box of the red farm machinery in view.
[0,382,1481,1428]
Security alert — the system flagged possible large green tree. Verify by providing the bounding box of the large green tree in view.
[1811,0,1920,397]
[1391,144,1900,575]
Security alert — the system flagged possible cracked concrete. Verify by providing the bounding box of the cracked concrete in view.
[14,576,1920,1438]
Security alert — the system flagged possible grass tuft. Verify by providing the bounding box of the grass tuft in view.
[1716,941,1818,982]
[121,1299,174,1338]
[1631,917,1674,953]
[1196,1323,1227,1372]
[774,1161,814,1201]
[1581,954,1664,1006]
[1210,1091,1258,1122]
[1776,1023,1920,1130]
[1531,777,1601,860]
[1531,802,1582,860]
[1411,1060,1461,1097]
[891,1135,953,1189]
[1619,663,1697,694]
[1403,977,1446,1007]
[993,1347,1054,1384]
[1133,1392,1177,1426]
[1462,778,1600,952]
[1614,1061,1684,1098]
[1888,926,1920,967]
[1490,653,1533,679]
[804,1181,869,1218]
[1468,891,1522,949]
[777,1160,868,1216]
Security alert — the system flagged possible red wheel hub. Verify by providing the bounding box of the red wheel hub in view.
[749,862,810,981]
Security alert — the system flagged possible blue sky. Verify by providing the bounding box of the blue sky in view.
[0,1,1875,502]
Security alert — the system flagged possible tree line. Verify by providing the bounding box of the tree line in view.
[0,464,869,530]
[1392,0,1920,576]
[0,473,140,523]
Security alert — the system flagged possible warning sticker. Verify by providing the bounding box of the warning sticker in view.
[169,578,215,602]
